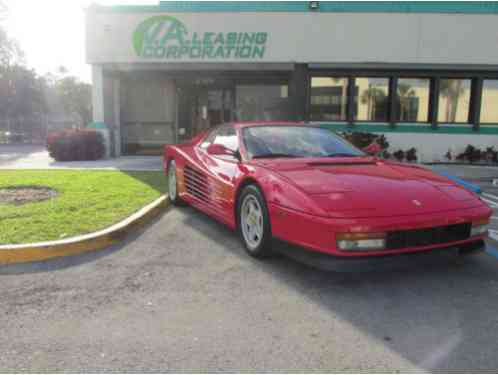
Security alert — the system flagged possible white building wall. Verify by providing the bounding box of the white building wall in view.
[384,132,498,163]
[86,11,498,65]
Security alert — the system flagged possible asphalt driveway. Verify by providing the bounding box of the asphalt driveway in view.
[2,203,498,372]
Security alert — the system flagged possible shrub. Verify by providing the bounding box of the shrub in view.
[340,131,389,150]
[406,148,418,162]
[381,150,391,159]
[445,149,452,161]
[456,145,482,163]
[47,129,105,161]
[393,150,405,162]
[484,147,498,163]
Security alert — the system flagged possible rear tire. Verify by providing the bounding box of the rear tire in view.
[237,184,272,258]
[168,160,184,206]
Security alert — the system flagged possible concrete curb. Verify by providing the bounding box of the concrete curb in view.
[0,195,168,265]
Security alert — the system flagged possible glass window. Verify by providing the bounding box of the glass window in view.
[396,78,430,122]
[235,85,289,121]
[200,125,238,151]
[480,80,498,124]
[437,79,471,123]
[310,77,348,121]
[354,77,389,121]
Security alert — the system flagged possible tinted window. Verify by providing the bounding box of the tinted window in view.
[480,80,498,124]
[310,77,348,121]
[354,77,390,122]
[438,79,471,123]
[242,126,364,159]
[236,85,289,121]
[396,78,430,122]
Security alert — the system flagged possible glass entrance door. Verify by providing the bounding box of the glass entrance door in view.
[193,88,234,136]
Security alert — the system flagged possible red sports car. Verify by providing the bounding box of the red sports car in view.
[164,122,491,270]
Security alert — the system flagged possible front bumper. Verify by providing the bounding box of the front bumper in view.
[269,203,491,257]
[274,239,485,272]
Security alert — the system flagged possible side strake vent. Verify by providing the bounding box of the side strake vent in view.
[183,165,210,203]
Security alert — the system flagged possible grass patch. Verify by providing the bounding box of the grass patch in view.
[0,170,167,244]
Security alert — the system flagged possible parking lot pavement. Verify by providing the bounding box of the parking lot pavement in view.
[0,144,162,171]
[2,205,498,372]
[475,184,498,244]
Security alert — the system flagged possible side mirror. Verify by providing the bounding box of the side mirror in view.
[362,142,382,156]
[206,144,240,160]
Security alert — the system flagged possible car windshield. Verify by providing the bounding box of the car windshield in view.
[242,126,365,159]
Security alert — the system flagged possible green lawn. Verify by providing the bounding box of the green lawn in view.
[0,170,168,245]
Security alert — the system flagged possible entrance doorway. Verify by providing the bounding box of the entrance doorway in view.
[177,80,235,141]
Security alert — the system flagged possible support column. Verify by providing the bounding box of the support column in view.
[113,77,121,156]
[290,64,308,121]
[91,65,105,123]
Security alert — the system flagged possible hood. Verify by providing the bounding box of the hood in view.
[255,158,482,218]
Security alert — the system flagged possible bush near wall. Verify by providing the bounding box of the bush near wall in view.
[340,131,390,150]
[450,145,498,164]
[339,130,419,161]
[47,129,105,161]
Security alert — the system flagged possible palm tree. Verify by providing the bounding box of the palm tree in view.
[361,85,387,120]
[440,80,465,122]
[397,82,416,121]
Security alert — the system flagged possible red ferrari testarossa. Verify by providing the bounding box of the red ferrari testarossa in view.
[164,122,491,270]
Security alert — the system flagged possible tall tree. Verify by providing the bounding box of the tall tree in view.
[55,75,92,128]
[0,2,23,66]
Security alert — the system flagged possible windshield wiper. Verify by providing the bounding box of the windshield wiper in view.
[252,153,299,159]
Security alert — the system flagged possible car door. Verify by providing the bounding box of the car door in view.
[197,124,241,226]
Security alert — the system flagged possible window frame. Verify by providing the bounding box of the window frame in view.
[309,76,350,122]
[436,77,473,125]
[394,77,432,124]
[307,69,498,130]
[477,78,498,126]
[352,76,392,123]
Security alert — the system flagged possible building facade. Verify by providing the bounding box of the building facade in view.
[86,1,498,161]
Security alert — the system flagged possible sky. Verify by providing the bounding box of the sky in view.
[2,0,156,83]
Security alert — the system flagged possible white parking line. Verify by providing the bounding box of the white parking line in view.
[481,197,498,208]
[483,192,498,202]
[491,216,498,220]
[489,229,498,242]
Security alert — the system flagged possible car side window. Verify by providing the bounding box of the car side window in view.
[200,129,218,149]
[200,126,238,151]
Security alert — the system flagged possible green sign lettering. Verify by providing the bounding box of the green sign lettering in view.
[133,15,268,60]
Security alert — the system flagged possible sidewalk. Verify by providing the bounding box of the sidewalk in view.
[430,164,498,182]
[0,145,162,171]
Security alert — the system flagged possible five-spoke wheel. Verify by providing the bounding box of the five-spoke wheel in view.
[237,184,272,257]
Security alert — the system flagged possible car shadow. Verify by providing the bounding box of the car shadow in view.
[178,206,498,372]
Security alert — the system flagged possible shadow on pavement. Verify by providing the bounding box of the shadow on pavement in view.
[3,204,498,371]
[178,206,498,372]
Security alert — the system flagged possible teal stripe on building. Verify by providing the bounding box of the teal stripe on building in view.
[95,1,498,14]
[318,123,498,135]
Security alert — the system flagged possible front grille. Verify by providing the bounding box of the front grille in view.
[386,223,472,250]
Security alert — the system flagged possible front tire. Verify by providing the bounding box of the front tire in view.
[237,184,272,258]
[168,160,183,206]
